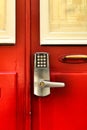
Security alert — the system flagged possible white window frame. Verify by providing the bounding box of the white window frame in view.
[0,0,16,44]
[40,0,87,45]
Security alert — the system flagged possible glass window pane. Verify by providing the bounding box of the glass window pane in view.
[0,0,6,30]
[49,0,87,32]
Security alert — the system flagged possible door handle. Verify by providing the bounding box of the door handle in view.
[39,80,65,88]
[61,54,87,64]
[34,52,65,97]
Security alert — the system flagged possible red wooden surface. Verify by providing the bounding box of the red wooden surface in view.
[25,0,31,129]
[0,73,16,130]
[0,0,31,129]
[31,0,87,130]
[33,73,87,130]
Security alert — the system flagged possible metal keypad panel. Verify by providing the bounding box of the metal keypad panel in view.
[36,53,47,68]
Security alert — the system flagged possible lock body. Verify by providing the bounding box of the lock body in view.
[34,52,65,97]
[34,52,50,96]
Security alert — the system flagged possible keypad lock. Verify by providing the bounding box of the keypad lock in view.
[36,53,47,68]
[34,52,65,97]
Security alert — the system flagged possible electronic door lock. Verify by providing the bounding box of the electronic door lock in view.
[34,52,65,97]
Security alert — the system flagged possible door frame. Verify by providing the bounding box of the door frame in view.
[25,0,31,130]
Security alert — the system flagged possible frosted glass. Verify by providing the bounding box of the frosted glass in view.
[49,0,87,32]
[0,0,6,30]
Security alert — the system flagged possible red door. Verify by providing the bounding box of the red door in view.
[30,0,87,130]
[0,0,30,130]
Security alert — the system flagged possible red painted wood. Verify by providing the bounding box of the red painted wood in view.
[32,73,87,130]
[31,0,87,130]
[25,0,31,129]
[39,73,87,130]
[0,73,16,130]
[0,0,31,130]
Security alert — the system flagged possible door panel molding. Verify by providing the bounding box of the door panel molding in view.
[0,73,17,130]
